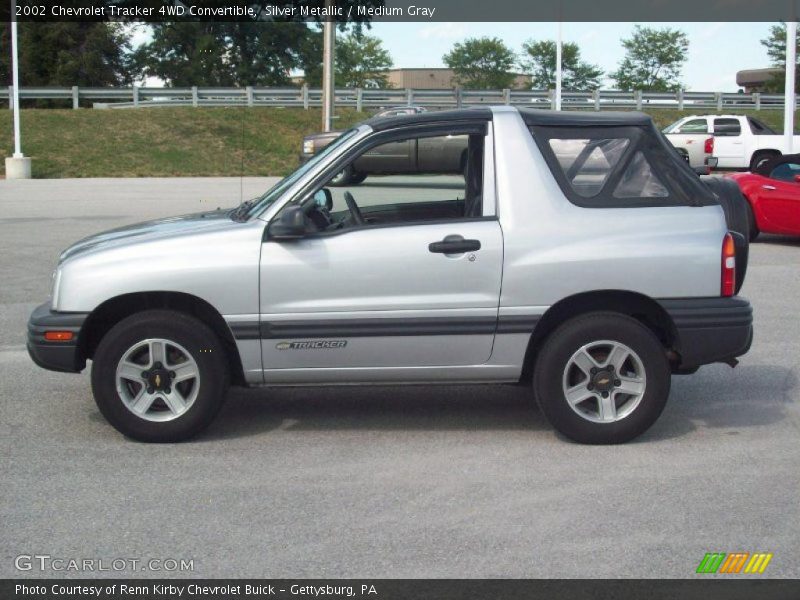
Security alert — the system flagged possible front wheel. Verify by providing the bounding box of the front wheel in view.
[91,310,229,442]
[533,312,670,444]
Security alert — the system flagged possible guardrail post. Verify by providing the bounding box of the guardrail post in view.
[356,88,363,112]
[406,88,413,105]
[593,88,601,111]
[635,89,643,111]
[192,86,198,107]
[8,86,13,109]
[246,86,254,107]
[72,86,79,109]
[455,87,463,109]
[502,88,511,105]
[754,92,761,111]
[716,91,723,111]
[677,89,684,111]
[132,85,140,107]
[548,89,555,109]
[302,84,309,110]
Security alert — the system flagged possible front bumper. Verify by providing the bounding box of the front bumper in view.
[27,302,89,373]
[659,297,753,369]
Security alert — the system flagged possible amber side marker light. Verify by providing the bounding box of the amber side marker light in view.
[44,331,74,342]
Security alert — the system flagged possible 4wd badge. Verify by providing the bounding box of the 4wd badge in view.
[276,340,348,350]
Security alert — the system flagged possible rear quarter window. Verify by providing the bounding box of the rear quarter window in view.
[714,118,742,136]
[528,124,699,208]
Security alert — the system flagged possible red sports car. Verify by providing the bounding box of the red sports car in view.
[727,153,800,240]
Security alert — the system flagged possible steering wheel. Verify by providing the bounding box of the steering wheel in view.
[344,191,366,226]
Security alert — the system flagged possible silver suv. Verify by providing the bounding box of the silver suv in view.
[28,107,753,444]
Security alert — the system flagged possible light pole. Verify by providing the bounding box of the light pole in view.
[784,20,797,154]
[5,2,32,179]
[321,0,335,132]
[555,21,562,111]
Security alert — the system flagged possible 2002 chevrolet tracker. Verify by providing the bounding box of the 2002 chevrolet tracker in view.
[28,107,754,444]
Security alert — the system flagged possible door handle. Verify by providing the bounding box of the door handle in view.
[428,235,481,254]
[762,185,776,190]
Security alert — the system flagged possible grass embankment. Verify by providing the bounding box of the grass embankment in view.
[0,107,369,178]
[1,107,798,178]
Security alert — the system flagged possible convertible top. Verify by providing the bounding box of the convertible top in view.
[366,107,491,131]
[519,109,653,128]
[366,106,655,132]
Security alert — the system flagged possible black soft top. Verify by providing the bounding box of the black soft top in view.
[366,107,492,131]
[519,109,653,127]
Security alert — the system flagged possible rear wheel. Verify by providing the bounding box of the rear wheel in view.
[91,310,229,442]
[750,150,779,172]
[533,312,671,444]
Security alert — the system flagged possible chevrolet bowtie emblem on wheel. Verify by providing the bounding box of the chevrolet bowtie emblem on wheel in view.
[154,374,161,387]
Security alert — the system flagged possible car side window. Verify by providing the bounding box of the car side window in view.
[714,118,741,136]
[676,119,708,134]
[303,131,486,234]
[769,162,800,182]
[548,138,629,197]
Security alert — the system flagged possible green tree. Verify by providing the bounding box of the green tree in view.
[133,22,318,87]
[443,37,517,89]
[519,40,603,91]
[759,22,800,93]
[1,22,133,87]
[301,30,392,88]
[611,25,689,91]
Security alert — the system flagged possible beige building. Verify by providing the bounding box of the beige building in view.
[385,68,531,90]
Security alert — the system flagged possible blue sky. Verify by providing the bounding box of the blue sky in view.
[367,22,776,91]
[130,22,779,91]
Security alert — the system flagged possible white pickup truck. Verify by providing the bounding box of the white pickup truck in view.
[664,114,800,171]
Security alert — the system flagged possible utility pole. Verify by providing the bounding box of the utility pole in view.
[321,0,335,132]
[5,1,31,179]
[785,20,797,154]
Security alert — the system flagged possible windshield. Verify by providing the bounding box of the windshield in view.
[661,119,684,134]
[240,128,360,219]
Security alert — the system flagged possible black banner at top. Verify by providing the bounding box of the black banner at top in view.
[3,0,800,22]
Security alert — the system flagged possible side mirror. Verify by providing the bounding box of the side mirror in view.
[268,206,306,240]
[793,175,800,183]
[313,188,333,211]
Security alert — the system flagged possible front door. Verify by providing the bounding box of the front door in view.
[258,127,503,375]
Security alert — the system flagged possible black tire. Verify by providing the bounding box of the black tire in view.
[349,171,367,185]
[750,150,779,172]
[533,312,671,444]
[91,310,229,442]
[329,165,354,186]
[745,201,759,241]
[701,175,750,292]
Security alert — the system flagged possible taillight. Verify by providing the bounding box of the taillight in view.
[721,233,736,297]
[704,137,714,154]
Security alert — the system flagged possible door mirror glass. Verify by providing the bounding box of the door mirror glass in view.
[268,205,306,240]
[313,188,333,211]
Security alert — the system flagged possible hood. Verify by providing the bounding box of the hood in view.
[59,209,237,263]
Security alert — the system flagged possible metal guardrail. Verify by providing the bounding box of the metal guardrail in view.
[1,85,795,111]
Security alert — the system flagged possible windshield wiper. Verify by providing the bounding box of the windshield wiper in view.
[230,198,256,222]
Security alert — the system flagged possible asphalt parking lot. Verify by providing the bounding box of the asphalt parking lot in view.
[1,177,799,579]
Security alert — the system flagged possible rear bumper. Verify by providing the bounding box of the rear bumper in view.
[659,297,753,368]
[27,302,88,373]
